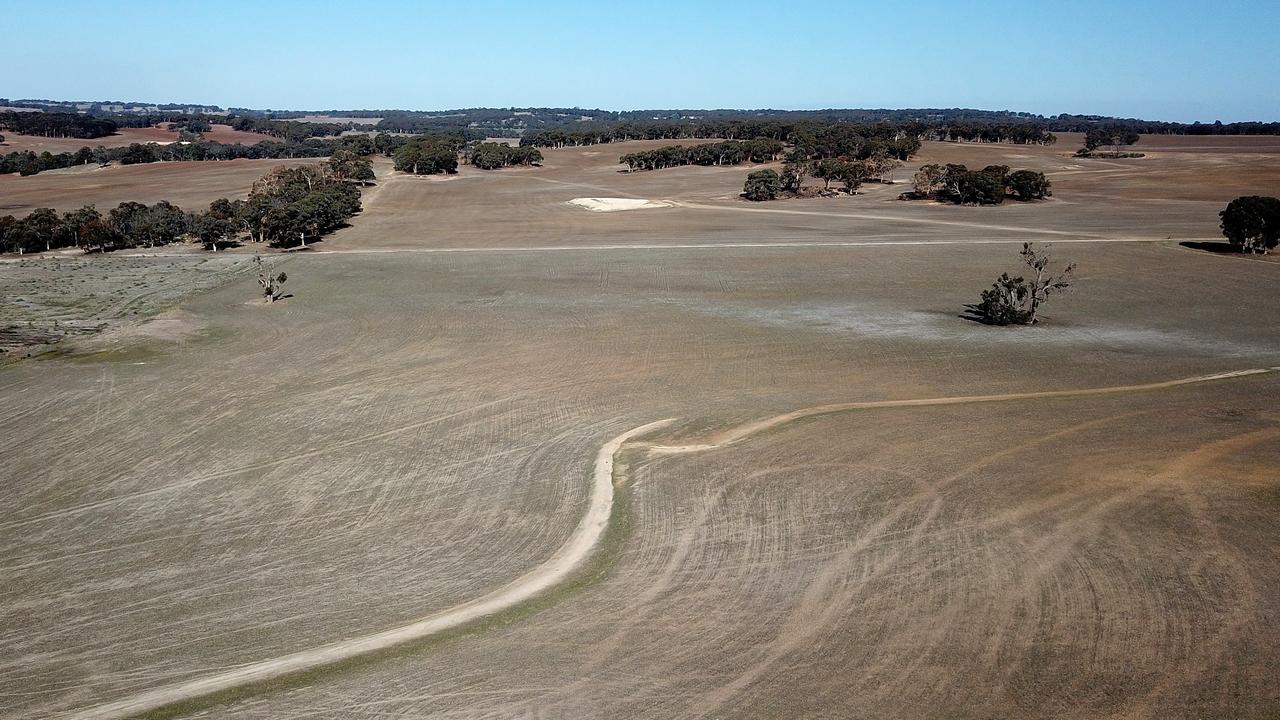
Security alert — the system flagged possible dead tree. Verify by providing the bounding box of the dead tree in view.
[254,255,288,303]
[971,243,1075,325]
[1019,242,1075,324]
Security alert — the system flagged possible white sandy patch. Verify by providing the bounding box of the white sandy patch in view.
[567,197,671,212]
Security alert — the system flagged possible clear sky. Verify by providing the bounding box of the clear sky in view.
[2,0,1277,122]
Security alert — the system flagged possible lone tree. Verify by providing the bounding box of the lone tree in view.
[255,255,288,303]
[972,243,1076,325]
[743,169,781,201]
[1219,195,1280,254]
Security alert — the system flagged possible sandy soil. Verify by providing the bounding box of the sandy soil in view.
[2,134,1279,720]
[568,197,672,212]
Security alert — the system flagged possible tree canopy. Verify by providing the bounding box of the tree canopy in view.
[911,164,1050,205]
[743,169,781,201]
[470,143,542,170]
[392,138,462,175]
[1219,196,1280,254]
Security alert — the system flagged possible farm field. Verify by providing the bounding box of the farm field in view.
[0,157,327,216]
[0,124,273,154]
[1,134,1279,720]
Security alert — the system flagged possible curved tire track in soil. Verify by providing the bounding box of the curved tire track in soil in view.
[55,368,1275,720]
[58,419,677,720]
[645,367,1277,456]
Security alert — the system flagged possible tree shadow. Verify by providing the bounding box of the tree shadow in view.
[958,303,988,324]
[1180,241,1243,255]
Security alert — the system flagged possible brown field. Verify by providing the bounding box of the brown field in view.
[0,157,326,216]
[0,124,273,154]
[1,134,1279,720]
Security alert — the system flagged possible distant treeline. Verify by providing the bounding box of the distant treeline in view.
[521,121,930,152]
[7,105,1280,141]
[0,111,118,138]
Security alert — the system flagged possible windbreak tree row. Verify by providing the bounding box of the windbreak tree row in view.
[0,135,378,177]
[0,162,364,254]
[619,139,783,171]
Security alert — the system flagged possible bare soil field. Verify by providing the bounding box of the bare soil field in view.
[321,135,1280,252]
[1,132,1279,720]
[0,157,326,216]
[0,125,272,154]
[194,124,278,145]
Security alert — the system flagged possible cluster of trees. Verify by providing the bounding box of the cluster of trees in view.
[469,143,543,169]
[1219,196,1280,254]
[807,156,901,191]
[233,166,362,247]
[0,165,364,254]
[326,148,375,183]
[911,164,1051,204]
[0,111,118,139]
[1077,128,1142,156]
[741,153,903,201]
[392,137,464,174]
[619,139,783,171]
[0,201,190,254]
[971,243,1076,325]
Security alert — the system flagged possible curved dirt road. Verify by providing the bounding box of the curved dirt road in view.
[59,418,676,720]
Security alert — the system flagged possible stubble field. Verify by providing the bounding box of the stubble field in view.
[1,133,1278,720]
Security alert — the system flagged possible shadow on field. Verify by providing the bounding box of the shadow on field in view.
[1180,240,1243,255]
[959,304,994,325]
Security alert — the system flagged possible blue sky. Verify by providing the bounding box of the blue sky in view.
[2,0,1276,121]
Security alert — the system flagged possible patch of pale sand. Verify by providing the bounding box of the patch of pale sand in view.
[567,197,671,212]
[78,309,204,352]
